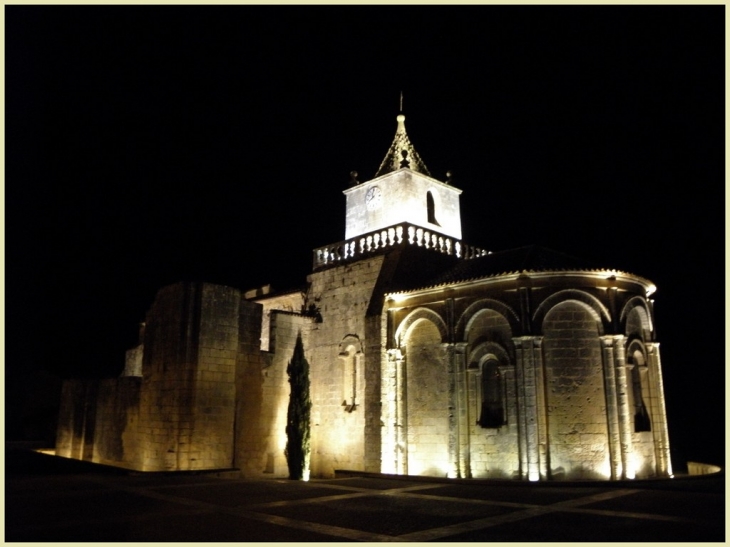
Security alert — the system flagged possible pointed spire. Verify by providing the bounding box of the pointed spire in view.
[374,104,431,178]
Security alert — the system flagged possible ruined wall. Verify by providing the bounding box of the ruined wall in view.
[306,256,385,478]
[56,379,97,461]
[187,284,239,469]
[253,290,305,351]
[55,377,140,467]
[136,282,239,471]
[93,377,141,466]
[122,345,143,377]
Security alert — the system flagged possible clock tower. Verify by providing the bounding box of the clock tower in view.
[343,113,463,240]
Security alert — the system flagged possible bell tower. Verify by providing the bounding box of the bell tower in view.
[343,112,463,240]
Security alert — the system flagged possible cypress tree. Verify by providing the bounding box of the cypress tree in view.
[285,332,311,480]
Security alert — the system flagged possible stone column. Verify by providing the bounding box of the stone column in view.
[645,343,673,477]
[454,343,470,478]
[444,343,459,478]
[514,336,545,481]
[600,336,622,479]
[532,338,549,480]
[382,349,399,475]
[393,348,408,476]
[513,338,529,479]
[613,335,635,479]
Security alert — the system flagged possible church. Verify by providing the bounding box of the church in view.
[55,111,673,481]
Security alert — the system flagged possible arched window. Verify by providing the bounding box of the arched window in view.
[628,347,651,432]
[478,359,505,428]
[427,191,440,226]
[339,343,361,413]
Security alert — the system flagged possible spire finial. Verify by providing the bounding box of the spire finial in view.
[399,91,403,113]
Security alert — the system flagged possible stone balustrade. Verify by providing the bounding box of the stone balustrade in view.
[313,223,489,269]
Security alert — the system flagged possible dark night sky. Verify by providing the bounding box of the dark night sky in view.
[5,6,725,466]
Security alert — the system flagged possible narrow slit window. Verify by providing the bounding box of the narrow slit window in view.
[427,191,440,226]
[478,359,505,428]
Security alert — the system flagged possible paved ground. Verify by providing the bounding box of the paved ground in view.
[5,446,725,542]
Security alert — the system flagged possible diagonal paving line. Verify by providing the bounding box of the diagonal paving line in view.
[242,481,443,509]
[559,506,711,524]
[394,488,644,542]
[226,509,397,541]
[393,490,542,509]
[83,476,705,543]
[85,476,396,541]
[376,485,704,525]
[244,490,384,509]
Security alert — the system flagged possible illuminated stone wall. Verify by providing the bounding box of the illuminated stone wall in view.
[384,272,672,481]
[305,255,387,478]
[136,282,239,471]
[93,378,141,466]
[542,302,610,479]
[253,290,306,351]
[54,258,672,483]
[55,378,140,467]
[464,309,520,479]
[234,309,314,478]
[403,320,450,477]
[344,170,463,240]
[56,380,98,461]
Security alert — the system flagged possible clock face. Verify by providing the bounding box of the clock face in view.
[365,186,383,211]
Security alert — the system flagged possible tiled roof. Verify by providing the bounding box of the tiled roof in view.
[374,114,431,178]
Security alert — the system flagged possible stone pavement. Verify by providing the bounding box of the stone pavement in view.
[5,446,725,542]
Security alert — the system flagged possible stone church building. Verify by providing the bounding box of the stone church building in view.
[56,112,672,481]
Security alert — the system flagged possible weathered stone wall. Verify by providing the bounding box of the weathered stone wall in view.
[187,284,239,469]
[93,377,141,466]
[122,345,143,377]
[55,377,140,467]
[253,290,305,351]
[56,379,96,461]
[233,300,268,476]
[234,308,313,478]
[404,319,450,477]
[464,309,520,479]
[55,250,672,483]
[136,282,239,471]
[306,256,385,477]
[624,306,658,477]
[542,301,610,479]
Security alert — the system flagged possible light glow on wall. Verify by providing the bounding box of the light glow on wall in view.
[598,460,613,480]
[388,293,409,304]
